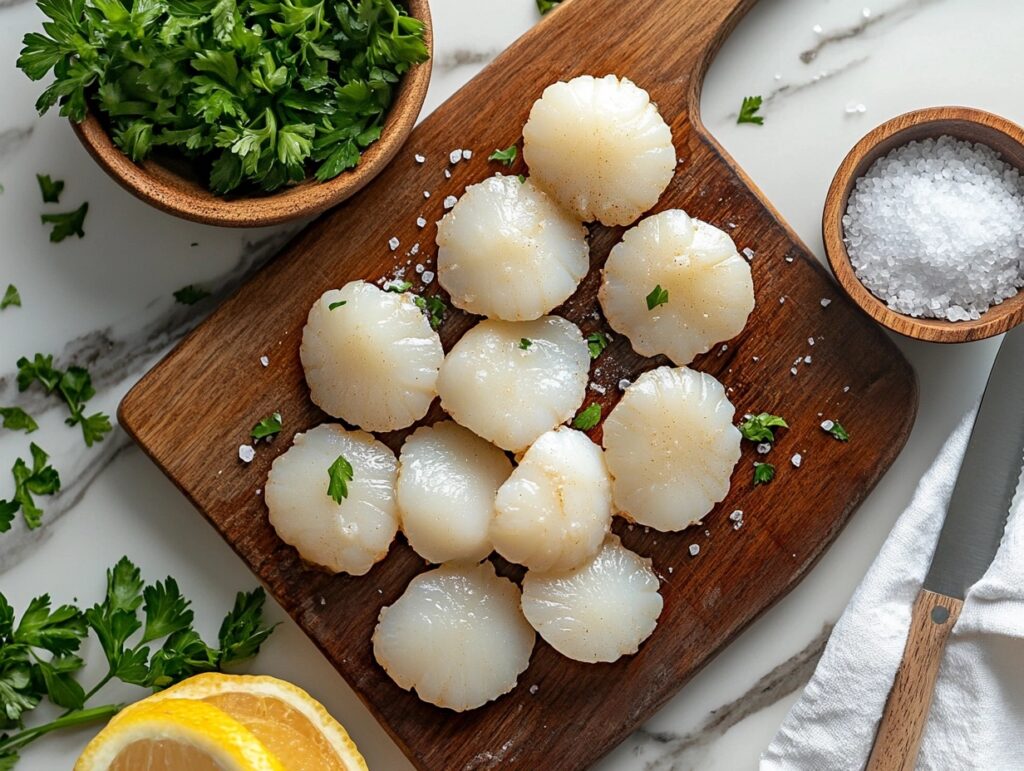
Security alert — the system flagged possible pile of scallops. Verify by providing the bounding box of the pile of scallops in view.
[265,74,756,711]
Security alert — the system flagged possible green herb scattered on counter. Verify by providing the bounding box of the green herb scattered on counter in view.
[586,332,609,360]
[173,285,210,306]
[753,461,775,485]
[519,338,532,350]
[823,420,850,442]
[414,294,447,329]
[737,95,764,125]
[571,403,602,431]
[327,455,354,504]
[1,285,20,310]
[0,408,38,435]
[738,412,788,443]
[386,280,413,293]
[646,284,669,310]
[536,0,562,14]
[16,354,112,447]
[0,443,60,533]
[18,0,428,195]
[517,174,527,184]
[251,412,283,441]
[35,174,63,204]
[328,300,347,311]
[40,202,87,243]
[489,145,518,166]
[0,557,275,767]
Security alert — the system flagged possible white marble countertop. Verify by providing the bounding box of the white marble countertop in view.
[1,0,1021,768]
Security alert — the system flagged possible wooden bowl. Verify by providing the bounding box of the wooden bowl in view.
[71,0,432,228]
[823,106,1024,343]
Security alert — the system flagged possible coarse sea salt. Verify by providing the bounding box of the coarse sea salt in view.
[843,135,1024,321]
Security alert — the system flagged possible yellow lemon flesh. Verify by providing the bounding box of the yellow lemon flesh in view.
[75,698,284,771]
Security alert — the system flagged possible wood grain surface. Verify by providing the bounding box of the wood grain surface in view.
[823,105,1024,343]
[119,0,920,768]
[866,590,964,771]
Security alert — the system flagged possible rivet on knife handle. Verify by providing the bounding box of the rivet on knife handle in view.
[865,588,963,771]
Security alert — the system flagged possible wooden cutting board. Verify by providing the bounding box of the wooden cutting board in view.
[119,0,918,768]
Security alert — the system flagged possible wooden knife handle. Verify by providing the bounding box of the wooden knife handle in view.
[866,589,964,771]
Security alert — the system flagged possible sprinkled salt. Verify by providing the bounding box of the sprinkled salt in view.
[449,149,462,164]
[462,149,473,160]
[821,419,835,431]
[529,684,539,695]
[414,154,425,163]
[415,263,425,274]
[757,442,771,455]
[443,195,458,210]
[416,216,427,228]
[843,135,1024,321]
[238,444,255,463]
[729,510,743,522]
[589,383,607,395]
[791,453,802,468]
[259,355,269,367]
[688,544,700,557]
[812,23,823,33]
[388,237,400,251]
[804,355,812,364]
[808,337,815,346]
[742,247,755,261]
[410,243,420,256]
[422,270,435,285]
[444,169,452,179]
[423,190,431,199]
[790,367,798,376]
[820,298,832,307]
[844,101,867,115]
[618,378,631,391]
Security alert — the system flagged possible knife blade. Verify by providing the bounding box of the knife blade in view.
[867,325,1024,771]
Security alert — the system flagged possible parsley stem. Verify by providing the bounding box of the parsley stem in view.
[0,703,121,753]
[58,670,115,718]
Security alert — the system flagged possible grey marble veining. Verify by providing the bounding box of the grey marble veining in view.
[799,0,943,64]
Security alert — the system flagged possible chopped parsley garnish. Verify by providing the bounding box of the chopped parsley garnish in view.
[172,285,210,306]
[0,407,38,434]
[1,284,20,310]
[327,455,354,504]
[823,420,850,441]
[737,95,765,125]
[738,413,788,443]
[519,338,532,350]
[646,284,669,310]
[571,403,602,431]
[586,332,609,360]
[0,557,274,762]
[414,294,447,329]
[488,145,518,166]
[753,461,775,485]
[36,174,63,203]
[251,413,283,441]
[40,203,87,242]
[517,174,527,184]
[0,443,60,532]
[18,0,428,195]
[386,280,413,293]
[536,0,562,13]
[328,300,347,311]
[16,354,112,447]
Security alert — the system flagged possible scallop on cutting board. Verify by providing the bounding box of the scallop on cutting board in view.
[119,0,919,767]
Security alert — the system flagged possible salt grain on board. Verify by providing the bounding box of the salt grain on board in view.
[238,444,256,463]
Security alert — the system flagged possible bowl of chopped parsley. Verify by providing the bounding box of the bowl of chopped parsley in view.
[18,0,432,227]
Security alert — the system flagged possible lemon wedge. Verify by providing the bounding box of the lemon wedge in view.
[141,673,368,771]
[74,698,284,771]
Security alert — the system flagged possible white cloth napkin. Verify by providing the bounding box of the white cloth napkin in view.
[761,409,1024,770]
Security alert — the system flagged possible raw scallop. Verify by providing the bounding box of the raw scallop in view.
[265,424,398,575]
[373,561,535,711]
[602,366,740,531]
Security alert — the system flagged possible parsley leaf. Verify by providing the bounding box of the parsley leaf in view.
[218,589,276,665]
[824,420,850,441]
[251,412,283,441]
[537,0,562,13]
[488,145,517,166]
[40,203,87,242]
[140,579,193,645]
[328,301,347,310]
[753,462,776,485]
[1,285,20,310]
[385,280,413,293]
[414,294,447,329]
[737,95,764,125]
[646,284,669,310]
[519,338,532,350]
[0,444,61,532]
[738,413,789,443]
[571,403,602,431]
[587,332,609,360]
[17,356,111,447]
[327,455,354,504]
[0,408,38,435]
[35,175,63,204]
[173,286,210,306]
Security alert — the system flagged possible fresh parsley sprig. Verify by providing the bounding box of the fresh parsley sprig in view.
[251,413,283,441]
[35,175,63,204]
[753,461,775,485]
[1,285,20,311]
[537,0,562,13]
[0,444,61,533]
[586,332,609,360]
[488,146,517,166]
[327,455,354,504]
[737,96,765,125]
[571,403,602,431]
[0,409,37,435]
[16,355,112,447]
[41,203,87,243]
[646,284,669,310]
[738,413,788,443]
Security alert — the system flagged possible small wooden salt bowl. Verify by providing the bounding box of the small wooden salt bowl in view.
[823,106,1024,343]
[71,0,432,228]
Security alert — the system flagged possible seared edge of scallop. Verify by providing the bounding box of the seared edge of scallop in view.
[397,421,512,564]
[521,535,662,663]
[300,281,443,432]
[522,74,676,226]
[265,424,398,576]
[599,209,754,366]
[436,174,589,321]
[492,427,612,572]
[372,561,535,711]
[602,366,740,531]
[437,316,590,453]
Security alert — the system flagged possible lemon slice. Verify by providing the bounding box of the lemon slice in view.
[75,698,284,771]
[142,673,368,771]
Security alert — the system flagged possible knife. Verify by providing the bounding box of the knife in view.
[866,326,1024,771]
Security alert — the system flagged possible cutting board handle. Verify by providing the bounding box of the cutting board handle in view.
[865,589,964,771]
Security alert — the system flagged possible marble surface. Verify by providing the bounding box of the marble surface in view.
[1,0,1021,768]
